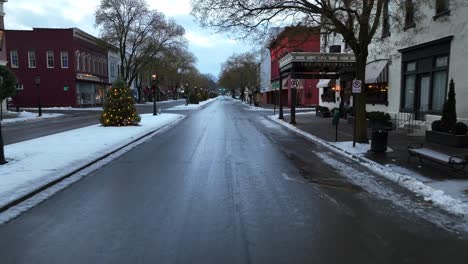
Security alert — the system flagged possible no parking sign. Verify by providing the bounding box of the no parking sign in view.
[352,80,362,93]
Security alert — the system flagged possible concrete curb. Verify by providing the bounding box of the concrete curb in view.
[268,115,468,216]
[0,115,186,214]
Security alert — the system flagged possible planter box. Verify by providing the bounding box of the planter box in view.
[426,130,468,148]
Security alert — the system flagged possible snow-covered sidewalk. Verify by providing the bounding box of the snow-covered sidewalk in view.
[0,113,184,210]
[1,111,64,125]
[167,97,218,110]
[269,115,468,216]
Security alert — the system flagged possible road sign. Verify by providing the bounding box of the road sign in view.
[352,80,362,93]
[291,79,299,88]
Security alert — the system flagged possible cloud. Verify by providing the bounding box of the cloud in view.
[148,0,191,16]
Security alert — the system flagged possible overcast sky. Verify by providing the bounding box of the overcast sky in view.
[4,0,253,77]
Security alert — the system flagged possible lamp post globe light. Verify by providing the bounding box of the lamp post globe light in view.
[152,74,158,116]
[35,76,41,117]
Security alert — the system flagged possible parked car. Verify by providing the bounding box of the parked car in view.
[6,97,13,108]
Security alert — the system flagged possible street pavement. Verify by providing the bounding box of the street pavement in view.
[0,97,467,263]
[2,100,185,145]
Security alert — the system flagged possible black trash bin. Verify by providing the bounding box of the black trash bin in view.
[371,129,388,152]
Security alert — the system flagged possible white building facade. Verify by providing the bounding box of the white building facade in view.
[318,0,467,127]
[368,0,468,125]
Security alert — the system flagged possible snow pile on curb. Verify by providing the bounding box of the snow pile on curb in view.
[1,111,64,124]
[21,107,103,111]
[167,97,217,110]
[268,115,468,216]
[243,105,274,111]
[0,113,184,209]
[135,99,184,106]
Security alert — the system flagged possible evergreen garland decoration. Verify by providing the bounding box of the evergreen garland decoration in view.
[100,79,141,126]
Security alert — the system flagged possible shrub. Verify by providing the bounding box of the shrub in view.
[431,120,442,132]
[189,93,200,104]
[441,80,457,132]
[453,122,468,135]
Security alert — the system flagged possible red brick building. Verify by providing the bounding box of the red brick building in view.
[6,28,109,107]
[263,27,321,107]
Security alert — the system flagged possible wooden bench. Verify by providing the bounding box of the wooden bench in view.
[408,143,467,173]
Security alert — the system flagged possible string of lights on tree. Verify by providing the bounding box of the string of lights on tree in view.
[100,79,141,126]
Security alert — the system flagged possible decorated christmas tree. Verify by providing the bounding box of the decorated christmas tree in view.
[100,79,141,126]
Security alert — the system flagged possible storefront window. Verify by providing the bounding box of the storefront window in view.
[400,38,451,114]
[366,83,388,105]
[321,86,336,103]
[432,71,448,112]
[404,75,416,109]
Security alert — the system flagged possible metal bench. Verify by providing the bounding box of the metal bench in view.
[408,143,467,173]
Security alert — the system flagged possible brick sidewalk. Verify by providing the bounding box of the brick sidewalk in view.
[278,112,468,202]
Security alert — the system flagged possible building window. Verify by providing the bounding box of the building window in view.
[110,62,116,77]
[382,0,391,38]
[28,51,36,68]
[16,84,24,90]
[10,50,19,68]
[404,0,415,29]
[435,0,450,15]
[366,84,388,105]
[82,55,86,72]
[47,51,54,68]
[61,51,69,69]
[402,53,450,114]
[87,56,91,73]
[321,84,336,103]
[76,51,81,71]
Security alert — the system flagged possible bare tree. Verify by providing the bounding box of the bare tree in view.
[0,66,17,165]
[219,52,259,101]
[96,0,185,88]
[192,0,400,142]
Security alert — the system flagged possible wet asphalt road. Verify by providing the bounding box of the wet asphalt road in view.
[0,97,468,263]
[2,100,185,145]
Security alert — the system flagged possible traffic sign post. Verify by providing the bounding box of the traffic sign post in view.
[351,80,362,147]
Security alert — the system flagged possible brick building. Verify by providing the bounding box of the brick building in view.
[261,26,321,107]
[6,28,109,107]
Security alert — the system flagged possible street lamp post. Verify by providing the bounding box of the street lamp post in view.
[152,74,158,116]
[35,76,42,117]
[185,83,189,105]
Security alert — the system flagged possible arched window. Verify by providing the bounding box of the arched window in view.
[87,55,91,73]
[75,51,80,71]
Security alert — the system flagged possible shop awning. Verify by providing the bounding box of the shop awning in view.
[365,60,388,84]
[316,79,331,88]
